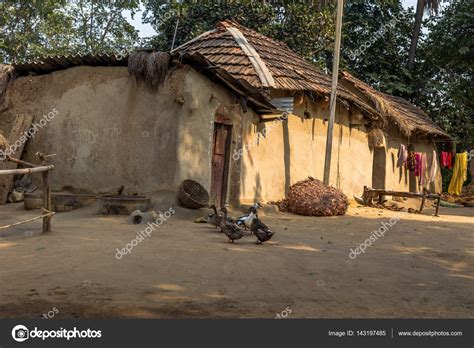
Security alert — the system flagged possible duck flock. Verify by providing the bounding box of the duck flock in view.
[206,203,275,244]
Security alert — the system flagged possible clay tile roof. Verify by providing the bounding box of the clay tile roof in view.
[340,71,450,138]
[173,19,381,119]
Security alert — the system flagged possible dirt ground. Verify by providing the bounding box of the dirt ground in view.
[0,200,472,319]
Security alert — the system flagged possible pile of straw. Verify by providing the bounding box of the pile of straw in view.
[128,51,171,91]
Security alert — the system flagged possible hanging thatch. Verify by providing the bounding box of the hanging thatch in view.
[0,64,16,105]
[340,71,449,138]
[0,131,10,153]
[367,127,385,150]
[128,51,171,91]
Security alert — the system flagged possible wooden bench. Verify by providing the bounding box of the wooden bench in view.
[362,186,441,216]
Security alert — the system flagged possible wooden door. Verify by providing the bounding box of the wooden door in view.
[211,123,232,208]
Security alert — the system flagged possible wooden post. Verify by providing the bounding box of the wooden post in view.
[419,187,427,214]
[42,170,52,232]
[434,196,441,217]
[323,0,344,185]
[362,186,368,205]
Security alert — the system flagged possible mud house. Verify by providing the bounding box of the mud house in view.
[0,20,449,206]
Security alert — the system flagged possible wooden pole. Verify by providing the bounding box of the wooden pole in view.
[6,156,37,168]
[42,170,52,233]
[323,0,344,185]
[0,165,54,175]
[419,187,427,213]
[434,196,441,217]
[0,211,55,230]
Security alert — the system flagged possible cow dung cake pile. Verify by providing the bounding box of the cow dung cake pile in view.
[271,177,348,216]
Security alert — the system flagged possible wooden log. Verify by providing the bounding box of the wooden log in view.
[42,171,52,233]
[0,165,54,175]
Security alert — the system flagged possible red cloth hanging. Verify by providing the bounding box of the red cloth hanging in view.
[441,151,453,169]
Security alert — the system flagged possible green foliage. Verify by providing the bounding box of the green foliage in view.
[142,0,336,68]
[0,0,141,63]
[67,0,141,55]
[341,1,415,96]
[416,0,473,149]
[0,0,72,63]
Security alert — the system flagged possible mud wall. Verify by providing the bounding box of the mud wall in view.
[238,95,374,203]
[2,66,181,194]
[1,64,253,202]
[1,64,442,203]
[384,125,442,193]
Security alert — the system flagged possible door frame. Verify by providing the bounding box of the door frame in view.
[211,118,232,208]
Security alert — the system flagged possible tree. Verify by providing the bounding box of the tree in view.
[407,0,441,69]
[67,0,141,55]
[0,0,72,63]
[0,0,141,63]
[415,0,473,148]
[341,1,414,96]
[142,0,337,69]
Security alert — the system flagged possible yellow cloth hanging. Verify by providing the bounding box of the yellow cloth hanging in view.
[448,152,468,195]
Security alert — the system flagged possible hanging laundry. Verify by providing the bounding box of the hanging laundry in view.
[406,151,416,172]
[397,144,408,167]
[428,150,438,183]
[448,151,468,195]
[414,153,422,177]
[441,151,453,169]
[419,153,427,186]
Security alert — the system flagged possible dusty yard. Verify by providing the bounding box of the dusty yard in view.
[0,201,472,318]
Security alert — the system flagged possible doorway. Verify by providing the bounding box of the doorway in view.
[372,147,386,189]
[211,123,232,208]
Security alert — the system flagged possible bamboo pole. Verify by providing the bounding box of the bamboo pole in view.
[0,165,54,175]
[0,211,55,230]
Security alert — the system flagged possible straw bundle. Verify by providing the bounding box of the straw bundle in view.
[128,51,171,91]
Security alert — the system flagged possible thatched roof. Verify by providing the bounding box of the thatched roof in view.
[173,20,381,119]
[340,71,449,138]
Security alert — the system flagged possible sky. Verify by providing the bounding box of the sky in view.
[124,0,424,39]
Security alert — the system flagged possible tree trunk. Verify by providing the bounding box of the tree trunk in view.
[408,0,425,69]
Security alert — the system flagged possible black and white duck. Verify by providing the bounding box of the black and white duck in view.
[250,217,275,244]
[236,202,262,229]
[220,205,245,243]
